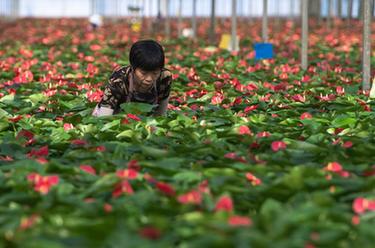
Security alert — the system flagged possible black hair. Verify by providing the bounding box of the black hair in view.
[129,40,165,71]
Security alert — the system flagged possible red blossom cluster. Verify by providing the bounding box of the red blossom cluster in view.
[27,173,59,195]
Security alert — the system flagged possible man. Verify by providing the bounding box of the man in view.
[93,39,172,117]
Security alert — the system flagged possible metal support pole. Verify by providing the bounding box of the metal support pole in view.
[327,0,333,30]
[290,0,294,18]
[275,0,280,32]
[359,0,364,20]
[192,0,197,39]
[157,0,161,17]
[178,0,182,37]
[338,0,342,19]
[348,0,353,19]
[347,0,353,27]
[165,0,170,38]
[11,0,19,19]
[231,0,237,51]
[301,0,308,70]
[362,0,371,90]
[262,0,268,42]
[249,0,253,24]
[209,0,216,44]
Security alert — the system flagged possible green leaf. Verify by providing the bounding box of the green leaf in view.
[140,145,169,158]
[100,119,120,131]
[0,108,10,119]
[28,93,48,105]
[331,115,357,127]
[116,130,134,138]
[173,171,202,183]
[0,94,14,103]
[120,102,156,114]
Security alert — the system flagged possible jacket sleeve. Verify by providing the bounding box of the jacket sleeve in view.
[158,70,173,101]
[97,67,129,113]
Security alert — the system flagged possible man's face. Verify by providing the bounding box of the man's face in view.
[134,68,161,90]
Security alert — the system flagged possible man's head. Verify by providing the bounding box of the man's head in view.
[129,40,165,90]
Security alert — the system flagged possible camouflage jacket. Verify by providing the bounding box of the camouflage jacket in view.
[98,65,172,114]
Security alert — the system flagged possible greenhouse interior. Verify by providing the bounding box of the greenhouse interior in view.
[0,0,374,247]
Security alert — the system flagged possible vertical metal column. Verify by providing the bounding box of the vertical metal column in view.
[178,0,182,37]
[192,0,197,39]
[290,0,295,20]
[359,0,364,20]
[262,0,268,42]
[249,0,253,24]
[362,0,371,90]
[275,0,280,32]
[347,0,353,27]
[327,0,333,30]
[210,0,216,44]
[11,0,19,18]
[338,0,342,19]
[231,0,237,51]
[165,0,170,38]
[301,0,308,70]
[157,0,161,17]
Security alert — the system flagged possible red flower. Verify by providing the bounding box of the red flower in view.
[334,128,344,135]
[256,131,271,138]
[178,190,202,205]
[156,182,175,196]
[71,139,87,146]
[351,215,360,225]
[363,165,375,177]
[198,180,210,194]
[63,123,74,131]
[103,203,113,213]
[16,130,35,146]
[86,63,99,75]
[324,162,342,172]
[139,227,161,240]
[300,112,313,120]
[238,125,252,135]
[121,118,130,124]
[336,86,345,95]
[27,173,59,195]
[127,113,141,121]
[353,197,368,214]
[86,90,103,102]
[324,162,350,178]
[19,214,39,230]
[8,115,23,123]
[291,94,306,103]
[0,156,13,161]
[271,141,287,152]
[211,93,224,105]
[215,195,233,212]
[116,169,138,179]
[96,145,106,152]
[224,152,247,163]
[342,141,353,148]
[80,165,96,175]
[90,44,102,51]
[112,180,134,198]
[245,172,262,186]
[127,159,141,171]
[228,215,252,227]
[35,157,48,165]
[244,104,258,113]
[27,146,49,158]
